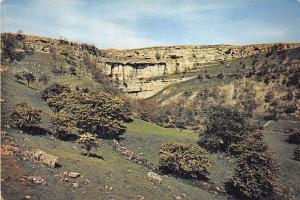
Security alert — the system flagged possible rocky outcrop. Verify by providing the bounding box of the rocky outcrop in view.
[31,149,58,168]
[146,171,163,184]
[101,43,300,98]
[7,34,300,99]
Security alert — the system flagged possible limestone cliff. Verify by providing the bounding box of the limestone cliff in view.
[15,34,300,98]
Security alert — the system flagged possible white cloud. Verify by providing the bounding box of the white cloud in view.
[2,0,161,49]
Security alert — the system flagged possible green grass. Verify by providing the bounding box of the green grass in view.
[149,75,237,103]
[123,119,198,164]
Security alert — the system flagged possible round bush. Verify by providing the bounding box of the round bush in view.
[198,105,254,152]
[159,141,212,179]
[228,151,279,200]
[50,111,75,140]
[41,83,70,101]
[9,103,41,130]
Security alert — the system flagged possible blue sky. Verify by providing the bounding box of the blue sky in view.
[1,0,300,49]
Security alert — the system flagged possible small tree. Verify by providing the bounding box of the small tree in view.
[77,133,99,157]
[23,71,36,86]
[50,111,75,140]
[159,141,212,179]
[67,91,129,139]
[9,103,41,130]
[41,83,71,101]
[198,105,254,152]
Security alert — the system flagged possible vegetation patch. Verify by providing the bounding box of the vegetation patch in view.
[198,105,254,153]
[9,103,42,131]
[159,141,212,180]
[227,150,280,200]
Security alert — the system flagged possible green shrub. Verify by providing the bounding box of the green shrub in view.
[77,133,99,156]
[9,103,41,130]
[198,105,254,152]
[228,151,279,200]
[159,141,212,179]
[50,111,75,139]
[294,146,300,161]
[229,132,268,156]
[41,83,71,101]
[50,91,131,139]
[69,91,129,139]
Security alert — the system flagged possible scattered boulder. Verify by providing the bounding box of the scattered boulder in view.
[24,195,31,199]
[174,196,182,200]
[112,139,156,170]
[28,176,47,186]
[68,172,80,178]
[72,182,80,188]
[31,149,58,168]
[146,171,162,184]
[138,195,145,200]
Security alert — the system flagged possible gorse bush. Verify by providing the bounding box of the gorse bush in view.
[228,150,280,200]
[47,94,66,112]
[68,91,129,139]
[159,141,212,180]
[9,103,41,130]
[198,105,254,152]
[77,133,99,156]
[50,111,75,139]
[41,83,71,101]
[47,90,131,139]
[230,132,268,156]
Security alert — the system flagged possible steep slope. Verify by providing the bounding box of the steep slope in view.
[1,67,229,199]
[3,33,299,98]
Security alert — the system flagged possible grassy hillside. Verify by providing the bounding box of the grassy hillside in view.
[1,52,228,200]
[1,35,300,200]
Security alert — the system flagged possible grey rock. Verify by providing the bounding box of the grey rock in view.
[68,172,80,178]
[72,182,79,188]
[31,149,58,168]
[146,171,162,184]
